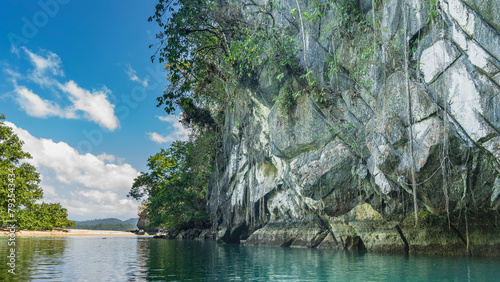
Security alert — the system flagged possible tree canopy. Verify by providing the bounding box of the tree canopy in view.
[0,114,74,230]
[128,140,213,229]
[150,0,299,113]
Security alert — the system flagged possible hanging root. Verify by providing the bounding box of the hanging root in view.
[401,0,418,227]
[441,158,451,229]
[465,206,471,256]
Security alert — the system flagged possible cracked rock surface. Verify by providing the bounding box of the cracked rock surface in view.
[207,0,500,256]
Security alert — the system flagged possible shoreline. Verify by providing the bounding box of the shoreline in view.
[0,228,151,237]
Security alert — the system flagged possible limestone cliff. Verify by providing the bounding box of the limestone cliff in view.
[207,0,500,255]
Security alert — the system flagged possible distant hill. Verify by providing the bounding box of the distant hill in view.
[73,217,138,225]
[68,217,139,231]
[122,218,139,225]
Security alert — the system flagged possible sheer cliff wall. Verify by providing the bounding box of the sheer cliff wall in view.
[207,0,500,255]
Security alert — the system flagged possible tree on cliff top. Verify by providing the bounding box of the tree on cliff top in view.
[150,0,296,115]
[0,114,74,230]
[150,0,240,115]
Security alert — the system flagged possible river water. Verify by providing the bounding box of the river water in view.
[1,237,499,281]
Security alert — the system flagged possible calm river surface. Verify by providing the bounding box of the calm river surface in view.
[1,237,500,281]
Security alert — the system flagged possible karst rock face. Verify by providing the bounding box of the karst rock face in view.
[137,210,150,231]
[207,0,500,255]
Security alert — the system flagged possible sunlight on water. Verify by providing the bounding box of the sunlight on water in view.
[1,237,500,281]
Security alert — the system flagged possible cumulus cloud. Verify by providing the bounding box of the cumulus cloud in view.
[125,64,148,87]
[5,122,139,220]
[58,81,119,130]
[9,47,119,131]
[14,86,72,118]
[78,190,120,205]
[147,115,190,144]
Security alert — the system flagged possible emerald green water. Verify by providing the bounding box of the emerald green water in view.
[1,237,499,281]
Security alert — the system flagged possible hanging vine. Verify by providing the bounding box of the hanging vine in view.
[438,4,451,229]
[402,1,419,227]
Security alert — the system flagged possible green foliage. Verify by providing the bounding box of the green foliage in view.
[0,114,74,230]
[300,70,317,88]
[300,70,328,104]
[324,1,378,90]
[226,24,299,81]
[274,70,328,118]
[351,31,376,88]
[428,0,439,22]
[151,0,236,114]
[16,203,74,230]
[151,0,299,115]
[178,97,218,130]
[409,37,420,59]
[411,207,448,226]
[326,54,340,79]
[327,0,363,37]
[390,32,403,52]
[302,0,331,22]
[273,84,298,117]
[0,116,42,209]
[128,140,212,230]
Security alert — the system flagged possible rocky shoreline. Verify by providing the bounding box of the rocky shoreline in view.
[150,203,500,257]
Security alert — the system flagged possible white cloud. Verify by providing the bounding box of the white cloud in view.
[5,122,140,220]
[14,86,72,118]
[55,197,138,221]
[78,190,119,205]
[58,81,119,130]
[22,47,64,86]
[147,115,190,144]
[9,47,120,131]
[12,83,118,130]
[147,132,176,143]
[97,153,115,163]
[5,68,21,82]
[125,64,148,87]
[42,185,58,198]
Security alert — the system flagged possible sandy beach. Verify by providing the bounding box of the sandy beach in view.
[0,228,150,237]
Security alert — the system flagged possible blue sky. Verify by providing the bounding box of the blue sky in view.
[0,0,186,220]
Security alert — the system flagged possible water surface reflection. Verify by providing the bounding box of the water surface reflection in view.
[1,237,499,281]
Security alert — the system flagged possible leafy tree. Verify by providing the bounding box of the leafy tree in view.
[151,0,239,114]
[17,203,74,230]
[0,114,74,230]
[151,0,299,113]
[129,140,211,229]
